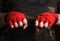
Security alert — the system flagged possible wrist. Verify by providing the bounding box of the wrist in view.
[55,14,60,25]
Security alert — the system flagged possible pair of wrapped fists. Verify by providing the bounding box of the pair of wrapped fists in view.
[6,11,58,32]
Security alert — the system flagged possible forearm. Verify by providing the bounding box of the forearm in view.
[56,14,60,25]
[0,13,6,27]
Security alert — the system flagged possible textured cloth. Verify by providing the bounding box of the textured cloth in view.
[2,0,57,17]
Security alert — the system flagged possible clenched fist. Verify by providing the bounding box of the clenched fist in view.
[35,12,58,31]
[6,11,28,29]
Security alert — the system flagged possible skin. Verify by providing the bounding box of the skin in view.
[56,14,60,25]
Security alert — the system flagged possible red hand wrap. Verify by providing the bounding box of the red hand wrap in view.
[36,12,58,27]
[6,11,26,28]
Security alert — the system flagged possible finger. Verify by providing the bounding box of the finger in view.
[44,22,48,28]
[39,22,44,28]
[23,18,28,29]
[39,16,45,22]
[8,21,14,28]
[39,16,45,28]
[14,22,18,27]
[36,15,40,21]
[48,19,54,28]
[13,18,18,28]
[44,19,49,28]
[17,17,23,27]
[36,29,40,32]
[35,27,40,32]
[35,20,39,27]
[23,24,28,30]
[19,21,23,27]
[45,19,52,28]
[49,23,53,28]
[23,18,28,24]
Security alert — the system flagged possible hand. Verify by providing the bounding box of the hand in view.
[35,12,58,32]
[6,11,28,29]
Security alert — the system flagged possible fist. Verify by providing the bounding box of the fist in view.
[35,12,58,31]
[6,11,28,29]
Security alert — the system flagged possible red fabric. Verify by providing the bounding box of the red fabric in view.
[36,12,58,27]
[6,11,26,28]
